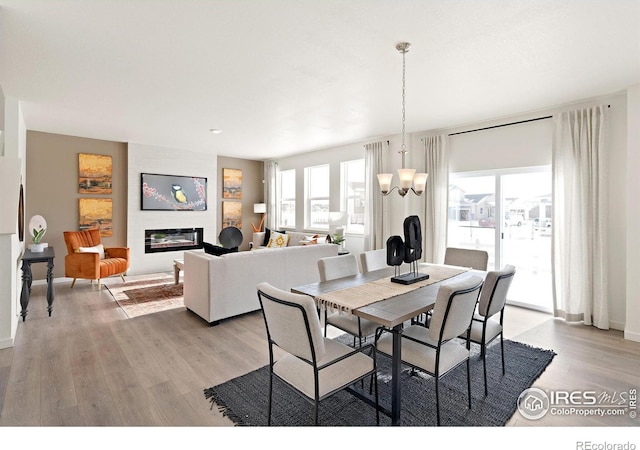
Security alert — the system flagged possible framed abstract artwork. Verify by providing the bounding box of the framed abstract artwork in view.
[223,168,242,199]
[222,201,242,229]
[79,198,113,236]
[79,153,112,194]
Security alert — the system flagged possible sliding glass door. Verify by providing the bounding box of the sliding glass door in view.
[448,167,552,312]
[447,175,497,269]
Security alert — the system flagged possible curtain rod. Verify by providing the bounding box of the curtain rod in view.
[448,105,610,137]
[448,115,551,136]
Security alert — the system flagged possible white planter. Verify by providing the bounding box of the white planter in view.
[30,243,45,253]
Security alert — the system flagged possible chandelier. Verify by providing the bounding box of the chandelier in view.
[377,42,428,197]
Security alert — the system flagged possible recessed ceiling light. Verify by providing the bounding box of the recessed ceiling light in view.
[209,128,222,134]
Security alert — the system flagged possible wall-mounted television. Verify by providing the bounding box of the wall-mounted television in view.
[141,173,207,211]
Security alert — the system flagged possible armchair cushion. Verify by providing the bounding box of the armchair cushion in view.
[105,246,129,260]
[78,244,105,259]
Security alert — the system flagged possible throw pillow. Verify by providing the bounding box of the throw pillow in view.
[267,231,290,248]
[263,228,287,246]
[77,243,105,259]
[300,234,319,245]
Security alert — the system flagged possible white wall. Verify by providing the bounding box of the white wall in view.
[625,84,640,342]
[127,143,217,275]
[0,94,26,349]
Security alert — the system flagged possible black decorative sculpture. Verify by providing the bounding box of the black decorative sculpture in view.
[386,215,430,285]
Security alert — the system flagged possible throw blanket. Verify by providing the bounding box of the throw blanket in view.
[317,264,470,313]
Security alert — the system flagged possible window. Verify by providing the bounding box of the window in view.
[341,159,365,234]
[305,164,329,230]
[278,169,295,228]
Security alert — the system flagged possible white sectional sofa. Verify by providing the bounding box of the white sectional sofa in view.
[183,243,339,324]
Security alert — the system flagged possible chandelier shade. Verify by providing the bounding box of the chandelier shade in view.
[378,42,428,197]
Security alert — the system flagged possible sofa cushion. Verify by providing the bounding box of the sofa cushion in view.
[267,231,289,248]
[300,235,318,245]
[286,231,320,246]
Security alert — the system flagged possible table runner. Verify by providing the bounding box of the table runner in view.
[316,264,469,313]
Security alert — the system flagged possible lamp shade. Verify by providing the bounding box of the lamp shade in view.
[253,203,266,214]
[397,168,416,190]
[413,173,429,194]
[377,173,393,194]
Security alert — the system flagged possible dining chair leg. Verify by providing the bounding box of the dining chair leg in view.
[482,344,488,396]
[267,370,273,426]
[467,358,472,408]
[435,376,441,426]
[314,399,319,426]
[501,333,506,375]
[374,371,380,425]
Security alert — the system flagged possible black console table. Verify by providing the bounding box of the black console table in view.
[20,246,55,321]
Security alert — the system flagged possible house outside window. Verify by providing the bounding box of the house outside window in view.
[341,159,365,234]
[305,164,329,230]
[278,169,295,228]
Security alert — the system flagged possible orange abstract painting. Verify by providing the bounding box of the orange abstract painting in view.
[222,201,242,229]
[79,198,113,236]
[79,153,112,194]
[222,168,242,199]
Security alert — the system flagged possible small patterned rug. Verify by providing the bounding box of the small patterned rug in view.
[105,275,184,318]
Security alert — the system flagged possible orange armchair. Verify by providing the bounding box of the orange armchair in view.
[63,229,130,289]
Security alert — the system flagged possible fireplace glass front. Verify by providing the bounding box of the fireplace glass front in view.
[144,227,204,253]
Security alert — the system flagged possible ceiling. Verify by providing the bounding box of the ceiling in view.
[1,0,639,161]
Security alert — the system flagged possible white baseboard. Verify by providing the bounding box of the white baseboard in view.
[30,277,74,286]
[624,329,640,343]
[609,320,625,332]
[0,336,15,350]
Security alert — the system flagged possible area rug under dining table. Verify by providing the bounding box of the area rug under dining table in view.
[204,337,555,426]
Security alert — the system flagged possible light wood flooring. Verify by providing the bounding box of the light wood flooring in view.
[1,273,639,429]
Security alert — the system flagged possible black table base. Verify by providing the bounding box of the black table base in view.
[20,246,55,321]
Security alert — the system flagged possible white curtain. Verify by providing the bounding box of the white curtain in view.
[264,161,278,230]
[552,105,609,329]
[364,141,390,251]
[422,134,449,264]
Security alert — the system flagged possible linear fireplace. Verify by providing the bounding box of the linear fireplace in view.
[144,227,204,253]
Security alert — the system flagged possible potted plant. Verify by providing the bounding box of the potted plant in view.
[332,233,345,250]
[29,215,47,252]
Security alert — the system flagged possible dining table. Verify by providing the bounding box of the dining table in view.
[291,263,483,426]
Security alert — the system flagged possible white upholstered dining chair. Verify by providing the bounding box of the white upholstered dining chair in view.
[359,249,388,273]
[256,282,379,425]
[317,255,379,347]
[376,275,484,426]
[465,264,516,396]
[444,247,489,270]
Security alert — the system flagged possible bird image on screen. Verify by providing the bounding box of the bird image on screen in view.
[171,184,188,204]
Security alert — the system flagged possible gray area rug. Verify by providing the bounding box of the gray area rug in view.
[204,338,555,426]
